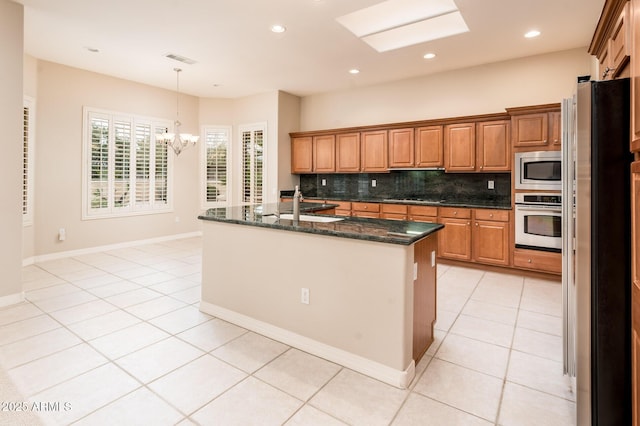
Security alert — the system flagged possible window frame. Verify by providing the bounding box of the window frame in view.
[23,96,35,226]
[238,122,267,206]
[201,125,232,208]
[81,106,174,220]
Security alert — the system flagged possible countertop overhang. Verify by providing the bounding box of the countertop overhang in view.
[198,202,444,245]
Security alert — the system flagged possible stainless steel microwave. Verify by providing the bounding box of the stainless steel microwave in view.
[514,150,562,190]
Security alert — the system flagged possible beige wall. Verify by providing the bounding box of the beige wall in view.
[277,91,301,193]
[300,48,593,131]
[0,0,24,302]
[33,61,202,256]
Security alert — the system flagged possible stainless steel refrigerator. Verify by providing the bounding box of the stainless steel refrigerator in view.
[562,78,632,425]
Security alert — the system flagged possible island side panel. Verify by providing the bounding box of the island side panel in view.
[412,234,438,362]
[200,220,414,373]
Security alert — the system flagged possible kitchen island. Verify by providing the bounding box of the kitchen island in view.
[198,202,443,388]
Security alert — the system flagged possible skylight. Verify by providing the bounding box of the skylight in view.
[336,0,469,52]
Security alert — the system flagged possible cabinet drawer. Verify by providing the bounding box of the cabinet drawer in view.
[352,211,380,219]
[381,204,408,214]
[439,207,471,219]
[381,213,407,221]
[352,202,380,213]
[474,209,509,222]
[325,200,351,210]
[513,249,561,274]
[409,215,437,223]
[408,205,438,217]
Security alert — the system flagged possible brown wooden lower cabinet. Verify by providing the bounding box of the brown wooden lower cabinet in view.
[632,160,640,426]
[351,202,380,218]
[413,234,437,362]
[325,200,351,216]
[633,279,640,426]
[472,209,510,266]
[438,208,510,266]
[381,203,407,221]
[437,208,472,260]
[512,248,561,274]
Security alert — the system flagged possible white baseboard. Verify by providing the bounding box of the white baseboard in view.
[23,231,202,266]
[0,292,25,308]
[199,300,415,389]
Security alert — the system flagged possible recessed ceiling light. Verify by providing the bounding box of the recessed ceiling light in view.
[271,24,286,33]
[524,30,541,38]
[349,69,360,74]
[423,53,436,59]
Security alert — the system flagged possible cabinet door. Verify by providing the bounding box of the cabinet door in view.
[291,137,313,173]
[632,161,640,426]
[437,217,471,260]
[415,126,443,168]
[611,2,631,79]
[477,120,510,171]
[313,135,335,173]
[550,111,562,147]
[361,130,388,172]
[512,113,549,147]
[444,123,475,171]
[632,0,640,151]
[473,220,509,266]
[336,133,361,172]
[389,128,415,168]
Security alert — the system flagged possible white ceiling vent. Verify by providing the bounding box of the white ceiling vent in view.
[164,53,197,65]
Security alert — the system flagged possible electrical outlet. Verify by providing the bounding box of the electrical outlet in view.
[487,180,495,190]
[321,179,327,186]
[413,263,418,280]
[371,179,377,188]
[58,228,66,242]
[301,288,310,304]
[175,216,181,223]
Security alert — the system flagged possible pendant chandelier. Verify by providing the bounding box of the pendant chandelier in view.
[156,68,199,156]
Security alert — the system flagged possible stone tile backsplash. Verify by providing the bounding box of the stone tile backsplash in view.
[298,171,511,207]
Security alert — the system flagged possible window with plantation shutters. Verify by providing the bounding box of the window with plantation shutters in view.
[82,107,172,219]
[23,97,35,225]
[240,124,265,205]
[202,126,230,207]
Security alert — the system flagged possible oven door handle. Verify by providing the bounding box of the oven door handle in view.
[516,205,561,212]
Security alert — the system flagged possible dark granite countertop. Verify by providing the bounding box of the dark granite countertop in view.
[280,196,511,210]
[198,202,444,245]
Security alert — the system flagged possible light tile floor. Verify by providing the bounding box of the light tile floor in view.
[0,237,576,425]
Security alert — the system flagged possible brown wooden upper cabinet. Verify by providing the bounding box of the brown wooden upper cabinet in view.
[388,128,415,168]
[444,123,476,171]
[313,135,336,173]
[511,110,561,150]
[336,133,361,172]
[444,121,509,172]
[291,136,313,173]
[292,135,336,173]
[477,120,510,171]
[416,126,444,168]
[388,126,444,169]
[596,1,631,80]
[361,130,389,172]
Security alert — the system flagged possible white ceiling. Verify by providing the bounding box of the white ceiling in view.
[15,0,605,99]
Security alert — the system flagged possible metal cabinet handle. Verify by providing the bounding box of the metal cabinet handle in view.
[475,222,478,226]
[528,259,532,263]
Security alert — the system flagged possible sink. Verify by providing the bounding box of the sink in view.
[266,214,344,223]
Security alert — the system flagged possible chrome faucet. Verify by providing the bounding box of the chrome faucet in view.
[293,185,303,222]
